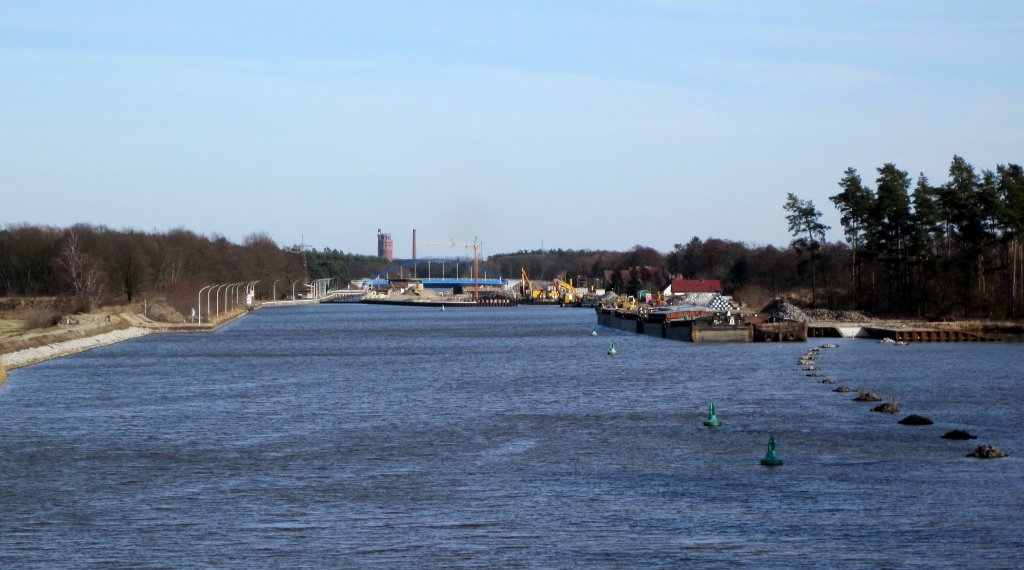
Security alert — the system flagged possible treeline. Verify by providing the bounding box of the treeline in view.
[300,248,392,287]
[789,156,1023,318]
[490,242,815,310]
[0,224,306,315]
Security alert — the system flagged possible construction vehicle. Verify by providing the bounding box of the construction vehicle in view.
[520,267,532,299]
[553,278,577,305]
[520,267,561,302]
[617,295,638,310]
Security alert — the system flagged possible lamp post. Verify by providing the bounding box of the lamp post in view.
[291,279,302,300]
[272,279,281,301]
[197,284,213,325]
[214,283,228,318]
[228,282,240,310]
[206,283,221,323]
[224,282,235,313]
[219,280,229,313]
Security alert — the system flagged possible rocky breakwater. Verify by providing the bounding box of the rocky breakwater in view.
[1,327,151,370]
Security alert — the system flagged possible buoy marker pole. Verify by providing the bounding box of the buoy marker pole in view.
[760,433,783,466]
[703,402,720,427]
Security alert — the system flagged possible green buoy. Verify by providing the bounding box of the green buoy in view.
[760,433,783,466]
[703,402,720,427]
[607,342,617,356]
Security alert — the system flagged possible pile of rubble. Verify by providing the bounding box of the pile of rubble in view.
[804,308,871,322]
[762,300,808,322]
[760,300,870,323]
[967,445,1007,459]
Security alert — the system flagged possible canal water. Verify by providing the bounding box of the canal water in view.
[1,304,1022,567]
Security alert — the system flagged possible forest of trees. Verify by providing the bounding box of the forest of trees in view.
[0,225,307,316]
[797,155,1023,318]
[2,156,1021,320]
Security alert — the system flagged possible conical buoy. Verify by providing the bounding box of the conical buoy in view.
[703,402,720,427]
[607,342,617,356]
[760,433,783,466]
[591,326,598,336]
[441,304,445,311]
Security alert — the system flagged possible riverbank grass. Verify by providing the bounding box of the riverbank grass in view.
[0,319,29,338]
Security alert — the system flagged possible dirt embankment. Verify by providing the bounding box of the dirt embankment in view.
[0,296,198,371]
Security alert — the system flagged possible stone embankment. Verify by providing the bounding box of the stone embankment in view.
[2,327,152,370]
[763,300,870,323]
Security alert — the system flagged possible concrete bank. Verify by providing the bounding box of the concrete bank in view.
[2,327,152,370]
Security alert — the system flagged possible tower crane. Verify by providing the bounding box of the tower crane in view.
[419,238,482,299]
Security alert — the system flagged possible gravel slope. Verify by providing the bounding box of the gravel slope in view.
[1,327,151,370]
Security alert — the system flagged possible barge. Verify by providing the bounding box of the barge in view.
[595,305,806,343]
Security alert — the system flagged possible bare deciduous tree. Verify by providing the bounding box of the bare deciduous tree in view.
[56,231,107,310]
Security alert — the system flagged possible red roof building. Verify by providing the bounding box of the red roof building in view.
[667,278,722,294]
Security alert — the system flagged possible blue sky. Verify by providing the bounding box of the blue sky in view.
[3,1,1022,257]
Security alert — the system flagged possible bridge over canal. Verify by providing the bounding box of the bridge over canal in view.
[361,258,509,289]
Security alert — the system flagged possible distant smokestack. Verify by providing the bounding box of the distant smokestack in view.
[413,229,417,261]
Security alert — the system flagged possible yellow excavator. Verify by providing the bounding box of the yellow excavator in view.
[617,295,637,310]
[520,267,534,300]
[553,278,576,305]
[521,267,563,302]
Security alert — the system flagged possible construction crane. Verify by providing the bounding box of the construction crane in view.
[419,238,482,299]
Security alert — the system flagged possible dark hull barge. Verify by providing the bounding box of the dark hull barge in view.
[596,306,807,343]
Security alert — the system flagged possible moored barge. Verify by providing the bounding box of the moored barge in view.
[596,305,806,343]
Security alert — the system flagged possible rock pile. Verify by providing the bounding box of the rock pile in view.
[785,335,1006,460]
[942,429,977,440]
[872,401,900,414]
[898,415,934,425]
[762,301,869,322]
[854,390,881,402]
[804,308,870,322]
[967,445,1007,459]
[764,300,808,322]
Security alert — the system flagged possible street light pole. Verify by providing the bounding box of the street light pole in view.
[197,284,213,325]
[272,279,281,301]
[206,284,220,323]
[224,283,232,313]
[214,283,228,317]
[225,282,235,313]
[291,279,301,300]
